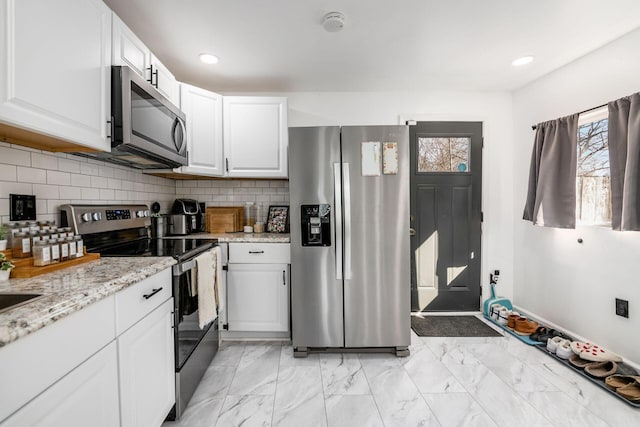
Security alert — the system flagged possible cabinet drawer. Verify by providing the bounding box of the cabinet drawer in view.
[228,243,290,263]
[115,269,172,335]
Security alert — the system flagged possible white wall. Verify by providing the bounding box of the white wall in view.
[283,91,515,303]
[513,28,640,363]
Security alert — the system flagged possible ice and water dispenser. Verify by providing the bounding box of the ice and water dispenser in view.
[300,204,331,246]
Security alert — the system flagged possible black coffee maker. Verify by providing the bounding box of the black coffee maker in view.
[172,199,206,233]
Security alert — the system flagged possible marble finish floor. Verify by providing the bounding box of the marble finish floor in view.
[164,319,640,427]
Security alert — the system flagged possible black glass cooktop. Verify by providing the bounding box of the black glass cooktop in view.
[94,237,217,262]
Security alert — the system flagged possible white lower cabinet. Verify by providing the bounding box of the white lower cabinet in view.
[118,298,175,427]
[227,263,289,332]
[3,342,120,427]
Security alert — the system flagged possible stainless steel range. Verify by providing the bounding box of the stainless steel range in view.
[59,204,219,421]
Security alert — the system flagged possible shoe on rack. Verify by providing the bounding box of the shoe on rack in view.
[530,327,548,342]
[617,378,640,402]
[568,354,595,369]
[490,304,503,321]
[571,341,623,362]
[507,312,520,329]
[556,340,573,359]
[584,361,618,378]
[547,336,565,354]
[497,308,510,326]
[514,317,539,335]
[605,375,640,390]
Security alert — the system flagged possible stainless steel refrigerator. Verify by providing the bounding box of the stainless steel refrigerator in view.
[289,125,410,357]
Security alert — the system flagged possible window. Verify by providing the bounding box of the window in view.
[576,108,610,225]
[417,137,470,172]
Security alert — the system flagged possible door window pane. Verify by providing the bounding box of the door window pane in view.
[418,137,470,172]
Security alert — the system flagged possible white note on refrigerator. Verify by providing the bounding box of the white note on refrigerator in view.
[361,142,381,176]
[383,142,398,174]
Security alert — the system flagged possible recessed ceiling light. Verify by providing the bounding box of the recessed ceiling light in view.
[511,56,534,67]
[199,53,219,64]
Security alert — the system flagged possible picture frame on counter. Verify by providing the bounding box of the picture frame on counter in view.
[266,205,289,233]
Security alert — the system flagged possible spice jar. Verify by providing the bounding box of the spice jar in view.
[58,238,69,262]
[6,223,20,249]
[50,238,60,264]
[12,232,31,258]
[74,235,84,258]
[66,236,77,258]
[33,240,51,267]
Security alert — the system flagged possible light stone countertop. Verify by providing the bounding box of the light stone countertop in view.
[192,232,290,243]
[0,257,176,348]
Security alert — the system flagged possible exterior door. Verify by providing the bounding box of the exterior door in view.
[410,122,482,312]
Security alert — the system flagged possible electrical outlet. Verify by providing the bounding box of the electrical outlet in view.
[615,298,629,318]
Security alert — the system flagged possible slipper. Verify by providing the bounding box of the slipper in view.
[584,361,618,378]
[605,375,640,390]
[530,326,548,342]
[571,342,623,362]
[568,354,596,369]
[617,379,640,402]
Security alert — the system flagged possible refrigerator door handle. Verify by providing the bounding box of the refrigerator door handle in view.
[342,162,352,280]
[334,163,343,280]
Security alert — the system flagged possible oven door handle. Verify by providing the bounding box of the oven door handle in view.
[173,259,196,276]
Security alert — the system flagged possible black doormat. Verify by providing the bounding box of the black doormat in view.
[411,315,502,337]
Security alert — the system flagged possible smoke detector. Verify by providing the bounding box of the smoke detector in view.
[322,12,345,32]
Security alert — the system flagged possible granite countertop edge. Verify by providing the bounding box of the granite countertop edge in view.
[0,257,177,348]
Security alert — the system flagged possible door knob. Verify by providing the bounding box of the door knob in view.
[409,228,416,236]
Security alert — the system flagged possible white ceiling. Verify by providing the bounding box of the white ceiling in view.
[104,0,640,93]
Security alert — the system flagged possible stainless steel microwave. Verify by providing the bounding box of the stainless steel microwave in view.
[74,66,187,169]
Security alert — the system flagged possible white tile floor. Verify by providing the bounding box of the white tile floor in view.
[164,317,640,427]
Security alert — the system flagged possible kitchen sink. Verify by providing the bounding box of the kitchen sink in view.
[0,293,44,314]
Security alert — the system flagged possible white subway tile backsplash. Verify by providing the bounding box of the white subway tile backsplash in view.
[17,166,46,184]
[46,170,71,186]
[81,187,100,200]
[33,183,59,199]
[0,165,17,181]
[31,152,58,169]
[1,144,289,224]
[59,186,82,199]
[0,146,30,167]
[58,158,81,173]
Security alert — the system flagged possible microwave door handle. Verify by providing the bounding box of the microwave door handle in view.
[172,117,186,153]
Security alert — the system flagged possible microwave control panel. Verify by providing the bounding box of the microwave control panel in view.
[301,204,331,247]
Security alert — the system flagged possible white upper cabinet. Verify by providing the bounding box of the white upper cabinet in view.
[112,14,179,107]
[0,0,112,152]
[112,13,151,78]
[150,54,180,107]
[223,96,288,178]
[178,83,224,176]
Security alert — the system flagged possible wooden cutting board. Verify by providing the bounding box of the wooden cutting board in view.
[206,206,244,232]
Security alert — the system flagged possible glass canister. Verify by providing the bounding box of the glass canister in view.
[244,202,256,227]
[32,240,51,267]
[58,238,69,262]
[50,238,61,264]
[12,232,31,258]
[61,227,72,237]
[74,235,84,258]
[66,236,77,258]
[6,223,20,249]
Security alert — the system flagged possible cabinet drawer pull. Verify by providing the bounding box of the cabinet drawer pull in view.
[143,287,163,300]
[282,270,286,286]
[248,250,264,254]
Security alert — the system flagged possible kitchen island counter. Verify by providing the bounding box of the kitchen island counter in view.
[192,232,290,243]
[0,257,176,348]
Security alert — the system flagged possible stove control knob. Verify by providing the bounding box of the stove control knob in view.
[143,210,149,217]
[80,212,91,222]
[92,212,102,221]
[136,210,145,218]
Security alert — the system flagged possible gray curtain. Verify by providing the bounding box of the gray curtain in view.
[523,114,579,228]
[608,92,640,231]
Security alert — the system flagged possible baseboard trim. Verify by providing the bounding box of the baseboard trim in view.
[411,311,483,317]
